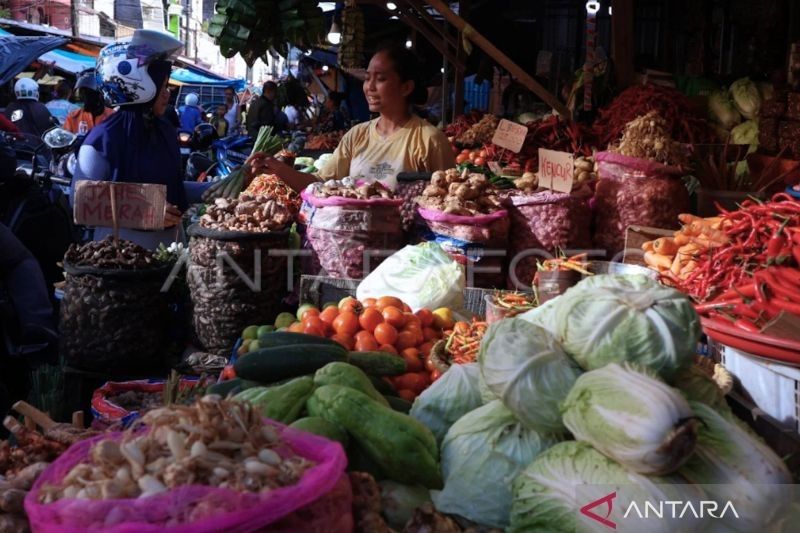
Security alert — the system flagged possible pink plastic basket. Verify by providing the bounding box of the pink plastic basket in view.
[25,423,349,533]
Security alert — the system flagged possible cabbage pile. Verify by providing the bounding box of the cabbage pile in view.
[404,274,790,530]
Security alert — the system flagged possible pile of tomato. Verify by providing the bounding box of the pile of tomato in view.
[290,296,455,401]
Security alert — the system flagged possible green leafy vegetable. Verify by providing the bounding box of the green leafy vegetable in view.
[561,363,698,475]
[729,78,762,120]
[478,318,580,434]
[433,400,560,528]
[708,90,742,129]
[551,274,699,381]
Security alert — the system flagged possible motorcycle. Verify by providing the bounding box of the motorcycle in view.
[211,133,254,178]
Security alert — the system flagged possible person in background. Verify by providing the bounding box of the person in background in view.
[4,79,55,137]
[210,103,229,137]
[317,91,347,132]
[179,92,203,131]
[45,80,78,125]
[64,69,113,135]
[248,46,455,192]
[223,86,239,132]
[283,103,301,129]
[73,29,193,250]
[246,81,280,138]
[0,222,56,426]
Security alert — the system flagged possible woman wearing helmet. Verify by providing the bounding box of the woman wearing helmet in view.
[64,69,113,135]
[72,30,188,249]
[3,78,55,137]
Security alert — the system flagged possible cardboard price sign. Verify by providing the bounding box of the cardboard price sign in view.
[538,148,574,193]
[74,181,167,231]
[491,119,528,153]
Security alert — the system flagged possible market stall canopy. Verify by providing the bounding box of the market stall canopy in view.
[170,66,245,91]
[39,48,96,74]
[0,33,68,85]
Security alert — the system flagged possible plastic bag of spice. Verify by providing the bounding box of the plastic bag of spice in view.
[301,190,404,280]
[59,260,172,374]
[416,207,509,288]
[593,151,689,259]
[504,186,593,289]
[187,224,289,355]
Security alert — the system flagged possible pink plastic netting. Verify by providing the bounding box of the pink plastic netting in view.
[593,152,688,259]
[24,423,349,533]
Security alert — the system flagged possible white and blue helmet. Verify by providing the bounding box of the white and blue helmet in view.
[96,29,182,107]
[14,78,39,101]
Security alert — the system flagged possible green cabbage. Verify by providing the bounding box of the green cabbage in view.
[356,242,464,312]
[561,363,698,475]
[517,297,559,334]
[730,119,759,150]
[432,400,560,528]
[477,370,496,403]
[708,90,742,129]
[478,318,580,434]
[673,365,730,415]
[380,481,431,530]
[510,441,706,533]
[551,274,699,381]
[679,401,792,531]
[313,153,333,170]
[729,78,761,120]
[409,363,482,444]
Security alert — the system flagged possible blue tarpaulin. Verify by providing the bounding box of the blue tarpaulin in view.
[0,27,95,75]
[170,67,244,91]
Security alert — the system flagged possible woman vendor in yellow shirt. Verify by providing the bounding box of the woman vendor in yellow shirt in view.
[247,45,456,191]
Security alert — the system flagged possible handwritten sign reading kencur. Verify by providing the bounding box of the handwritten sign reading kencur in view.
[538,148,574,194]
[491,119,528,153]
[74,181,166,230]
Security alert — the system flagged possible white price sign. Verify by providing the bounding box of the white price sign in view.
[538,148,574,193]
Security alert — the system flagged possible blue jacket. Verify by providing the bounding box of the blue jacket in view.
[180,105,203,131]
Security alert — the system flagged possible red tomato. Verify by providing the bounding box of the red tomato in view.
[402,349,424,373]
[473,157,485,167]
[376,296,404,311]
[422,327,438,342]
[395,372,425,392]
[455,153,470,164]
[479,149,488,159]
[333,311,360,336]
[395,330,418,351]
[331,334,355,351]
[461,148,471,155]
[303,322,325,337]
[221,365,236,380]
[359,307,384,333]
[374,322,398,346]
[382,306,406,328]
[302,316,325,330]
[430,369,443,381]
[354,332,378,352]
[288,322,305,333]
[403,313,421,328]
[363,297,377,308]
[415,308,434,327]
[418,341,434,357]
[319,306,340,327]
[378,344,398,355]
[397,389,417,402]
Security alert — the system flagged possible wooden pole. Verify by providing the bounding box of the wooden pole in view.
[396,10,461,68]
[612,0,635,89]
[401,0,459,50]
[425,0,569,117]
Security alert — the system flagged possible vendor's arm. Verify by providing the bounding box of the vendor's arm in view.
[424,128,457,171]
[245,152,319,193]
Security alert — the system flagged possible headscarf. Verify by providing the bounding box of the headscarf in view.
[82,59,187,210]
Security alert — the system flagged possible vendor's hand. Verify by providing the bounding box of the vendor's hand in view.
[164,203,182,228]
[245,152,293,182]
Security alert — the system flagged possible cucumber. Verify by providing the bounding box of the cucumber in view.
[206,378,245,397]
[234,344,348,383]
[256,331,342,349]
[369,375,397,396]
[347,351,407,376]
[290,416,349,447]
[384,395,413,414]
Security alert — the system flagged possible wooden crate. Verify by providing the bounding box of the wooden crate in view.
[298,275,507,317]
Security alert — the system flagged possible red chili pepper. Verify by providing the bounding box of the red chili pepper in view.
[715,281,757,302]
[771,298,800,316]
[793,246,800,267]
[732,303,760,320]
[766,234,786,259]
[733,317,761,333]
[750,300,781,319]
[694,299,741,313]
[762,270,800,302]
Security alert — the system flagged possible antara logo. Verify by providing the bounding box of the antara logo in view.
[580,491,740,530]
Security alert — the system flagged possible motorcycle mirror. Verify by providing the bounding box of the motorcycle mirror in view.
[43,127,77,149]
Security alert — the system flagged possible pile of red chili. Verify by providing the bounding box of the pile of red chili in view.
[683,193,800,332]
[593,84,717,148]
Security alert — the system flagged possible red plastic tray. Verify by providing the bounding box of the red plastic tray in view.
[701,317,800,364]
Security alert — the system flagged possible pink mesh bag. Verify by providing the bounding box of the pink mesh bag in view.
[24,423,350,533]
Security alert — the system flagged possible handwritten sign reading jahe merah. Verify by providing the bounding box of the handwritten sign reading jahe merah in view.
[491,119,528,153]
[73,181,166,230]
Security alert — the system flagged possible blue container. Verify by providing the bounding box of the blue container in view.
[786,185,800,200]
